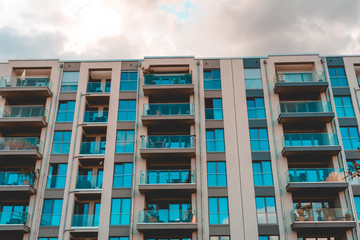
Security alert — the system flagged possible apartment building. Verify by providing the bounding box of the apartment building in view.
[0,54,359,240]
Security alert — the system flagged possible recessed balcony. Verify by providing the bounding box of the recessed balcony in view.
[141,103,194,126]
[143,74,194,96]
[0,105,47,128]
[0,172,36,194]
[281,133,341,156]
[0,211,30,233]
[75,175,102,194]
[71,214,99,228]
[0,137,43,160]
[85,82,111,105]
[80,141,106,156]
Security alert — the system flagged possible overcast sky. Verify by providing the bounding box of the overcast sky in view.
[0,0,359,61]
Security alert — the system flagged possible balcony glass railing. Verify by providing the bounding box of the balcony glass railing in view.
[76,175,102,189]
[0,212,30,225]
[46,175,66,189]
[40,214,61,226]
[287,168,345,183]
[205,108,223,120]
[138,210,196,223]
[140,170,195,184]
[0,105,47,119]
[83,111,108,123]
[72,214,99,227]
[0,76,51,88]
[87,82,111,93]
[279,101,332,114]
[0,172,34,186]
[144,74,192,85]
[141,135,195,149]
[283,133,339,147]
[143,103,194,116]
[80,141,106,155]
[274,71,326,83]
[291,208,353,222]
[0,137,42,152]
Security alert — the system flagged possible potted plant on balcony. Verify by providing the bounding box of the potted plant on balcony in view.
[303,204,314,221]
[323,208,334,221]
[19,167,37,186]
[315,208,323,221]
[295,203,305,221]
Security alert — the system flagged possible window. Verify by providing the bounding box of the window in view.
[340,127,359,150]
[256,197,277,224]
[118,100,136,121]
[247,98,266,119]
[39,238,58,240]
[204,69,221,90]
[61,72,79,92]
[245,68,262,89]
[115,130,135,153]
[205,99,223,120]
[110,198,131,225]
[334,96,355,117]
[113,163,133,188]
[250,129,270,151]
[56,101,75,122]
[354,197,360,218]
[47,164,67,188]
[328,66,348,87]
[259,236,279,240]
[206,129,225,152]
[207,162,227,187]
[208,197,229,224]
[253,161,273,186]
[110,238,129,240]
[210,237,230,240]
[40,199,63,226]
[120,71,137,91]
[52,131,72,154]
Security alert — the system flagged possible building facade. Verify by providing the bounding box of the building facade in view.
[0,55,359,240]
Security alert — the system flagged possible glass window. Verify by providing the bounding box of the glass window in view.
[110,238,129,240]
[40,199,63,226]
[205,98,223,120]
[250,129,270,151]
[120,71,137,91]
[47,164,67,188]
[210,237,230,240]
[253,161,273,186]
[245,68,262,89]
[206,129,225,152]
[256,197,277,224]
[113,163,133,188]
[207,162,227,187]
[61,72,79,92]
[118,100,136,121]
[340,127,359,150]
[52,131,72,154]
[247,98,266,119]
[354,197,360,218]
[110,198,131,225]
[328,66,348,87]
[259,236,279,240]
[115,130,135,153]
[39,238,58,240]
[208,197,229,224]
[204,69,221,90]
[56,101,75,122]
[334,96,355,117]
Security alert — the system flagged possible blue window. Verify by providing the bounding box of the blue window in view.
[118,100,136,121]
[52,131,72,154]
[110,198,131,225]
[250,129,269,151]
[210,237,230,240]
[204,69,221,90]
[39,238,58,240]
[40,199,63,226]
[354,197,360,218]
[47,164,67,189]
[110,238,129,240]
[328,67,348,87]
[115,130,135,153]
[253,161,273,186]
[245,68,262,89]
[120,71,137,91]
[206,129,225,152]
[61,72,79,92]
[247,98,266,119]
[340,127,359,150]
[208,197,229,224]
[205,98,223,120]
[56,101,75,122]
[259,236,279,240]
[113,163,133,188]
[207,162,227,187]
[256,197,277,224]
[334,96,355,117]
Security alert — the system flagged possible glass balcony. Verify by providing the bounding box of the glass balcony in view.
[138,210,195,223]
[46,175,66,189]
[205,108,223,120]
[87,82,111,93]
[275,71,326,83]
[80,141,106,155]
[0,212,30,225]
[140,170,195,184]
[76,175,102,189]
[144,74,192,85]
[72,214,99,227]
[0,105,47,119]
[0,172,34,186]
[287,168,345,183]
[143,103,193,116]
[283,133,339,147]
[84,111,108,123]
[40,214,61,226]
[141,136,194,149]
[279,101,332,114]
[253,172,273,186]
[291,208,353,222]
[0,137,42,152]
[0,76,51,88]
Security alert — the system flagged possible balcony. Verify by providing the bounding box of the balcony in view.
[83,111,108,123]
[273,71,328,94]
[80,141,106,156]
[0,172,35,194]
[137,210,197,232]
[142,103,194,125]
[0,137,43,160]
[86,82,111,105]
[291,208,356,230]
[0,212,30,233]
[76,175,102,191]
[0,105,47,128]
[46,175,66,189]
[139,170,196,193]
[71,214,99,228]
[140,135,195,158]
[278,101,334,124]
[286,168,348,192]
[143,74,194,96]
[87,82,111,94]
[281,133,341,156]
